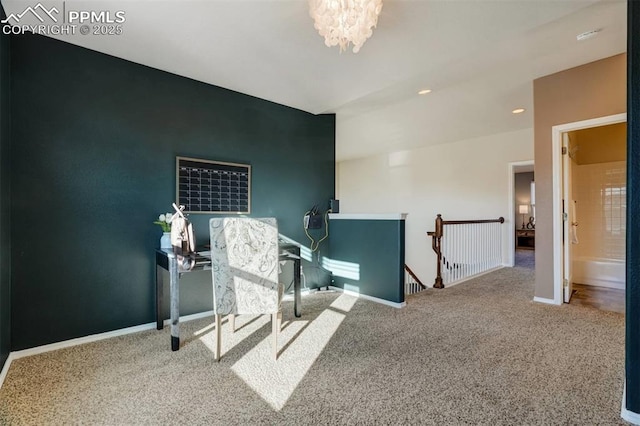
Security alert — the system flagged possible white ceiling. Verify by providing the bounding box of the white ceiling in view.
[1,0,627,161]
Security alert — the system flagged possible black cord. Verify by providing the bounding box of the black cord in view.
[284,277,295,293]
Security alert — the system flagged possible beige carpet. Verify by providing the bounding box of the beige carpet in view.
[0,265,626,425]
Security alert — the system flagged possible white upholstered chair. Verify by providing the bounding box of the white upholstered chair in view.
[209,217,282,361]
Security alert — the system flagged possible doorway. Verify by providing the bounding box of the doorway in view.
[507,160,534,268]
[552,113,627,306]
[514,167,535,269]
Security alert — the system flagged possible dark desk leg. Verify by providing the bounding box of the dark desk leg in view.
[294,257,301,318]
[169,255,180,351]
[156,265,163,330]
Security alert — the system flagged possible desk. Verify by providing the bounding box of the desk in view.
[156,242,301,351]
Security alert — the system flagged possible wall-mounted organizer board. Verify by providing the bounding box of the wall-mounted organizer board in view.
[176,156,251,214]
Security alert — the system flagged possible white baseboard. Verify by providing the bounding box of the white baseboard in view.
[328,286,406,308]
[0,290,337,389]
[0,352,15,390]
[0,310,214,390]
[0,287,403,389]
[444,266,504,288]
[621,407,639,424]
[533,296,560,305]
[621,382,640,425]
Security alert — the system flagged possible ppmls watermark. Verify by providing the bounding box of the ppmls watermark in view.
[1,2,126,36]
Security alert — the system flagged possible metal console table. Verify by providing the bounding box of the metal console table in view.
[155,242,301,351]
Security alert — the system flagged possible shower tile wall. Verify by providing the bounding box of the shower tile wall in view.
[573,161,626,260]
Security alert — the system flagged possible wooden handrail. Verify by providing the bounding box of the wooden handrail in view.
[427,214,504,289]
[443,217,505,225]
[404,264,427,289]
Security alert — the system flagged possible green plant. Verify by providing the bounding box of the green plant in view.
[153,213,172,233]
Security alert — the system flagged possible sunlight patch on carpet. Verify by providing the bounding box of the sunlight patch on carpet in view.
[231,293,357,410]
[193,322,215,337]
[198,315,271,357]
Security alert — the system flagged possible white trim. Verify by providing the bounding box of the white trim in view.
[11,324,159,359]
[507,160,535,268]
[328,286,406,308]
[551,113,626,307]
[0,352,16,390]
[10,310,214,359]
[621,408,640,423]
[328,213,408,221]
[551,126,563,305]
[443,266,504,288]
[622,382,640,425]
[0,310,214,390]
[533,296,560,305]
[0,286,409,389]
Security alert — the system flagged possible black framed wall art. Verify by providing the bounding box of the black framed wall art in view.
[176,156,251,214]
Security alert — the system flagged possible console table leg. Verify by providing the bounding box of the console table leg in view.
[294,257,301,318]
[156,265,164,330]
[169,255,180,351]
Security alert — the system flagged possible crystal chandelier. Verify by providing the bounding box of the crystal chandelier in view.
[309,0,383,53]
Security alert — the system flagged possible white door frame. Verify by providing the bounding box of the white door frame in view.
[507,160,535,267]
[551,113,627,305]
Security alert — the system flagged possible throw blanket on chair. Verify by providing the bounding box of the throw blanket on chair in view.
[170,210,196,271]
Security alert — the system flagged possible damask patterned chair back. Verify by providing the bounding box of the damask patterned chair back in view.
[209,217,282,360]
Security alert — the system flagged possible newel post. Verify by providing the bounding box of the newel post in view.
[427,214,445,289]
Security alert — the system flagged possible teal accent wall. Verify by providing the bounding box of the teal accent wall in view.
[0,8,11,370]
[329,219,405,304]
[10,34,335,350]
[626,0,640,413]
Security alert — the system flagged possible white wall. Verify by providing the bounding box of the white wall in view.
[336,128,533,286]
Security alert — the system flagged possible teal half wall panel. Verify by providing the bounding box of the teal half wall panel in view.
[10,34,335,350]
[328,215,406,304]
[0,9,11,370]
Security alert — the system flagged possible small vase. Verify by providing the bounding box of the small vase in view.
[160,232,172,249]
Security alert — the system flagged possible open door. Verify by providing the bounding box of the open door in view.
[552,114,626,306]
[562,132,575,303]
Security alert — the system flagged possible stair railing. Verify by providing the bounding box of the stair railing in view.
[427,214,505,288]
[404,264,427,295]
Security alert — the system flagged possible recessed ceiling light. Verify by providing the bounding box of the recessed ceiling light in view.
[577,29,601,41]
[512,108,525,114]
[418,89,432,95]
